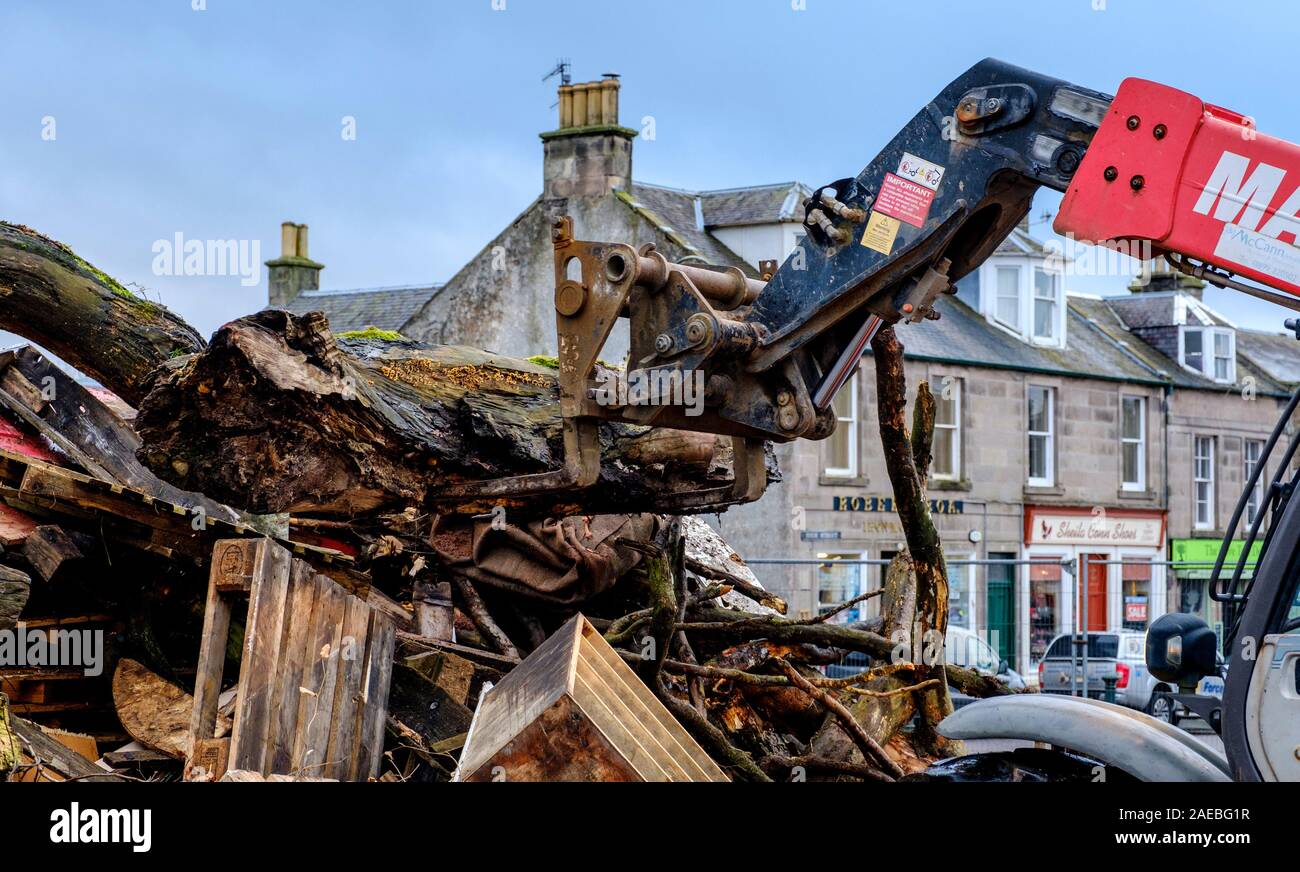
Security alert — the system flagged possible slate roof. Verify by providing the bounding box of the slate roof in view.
[280,284,441,334]
[697,182,809,227]
[1237,329,1300,388]
[888,294,1166,385]
[621,184,757,274]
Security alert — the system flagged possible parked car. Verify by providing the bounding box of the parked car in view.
[824,626,1024,708]
[1037,630,1161,713]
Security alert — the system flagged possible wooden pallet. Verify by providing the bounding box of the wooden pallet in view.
[457,613,728,782]
[186,538,398,782]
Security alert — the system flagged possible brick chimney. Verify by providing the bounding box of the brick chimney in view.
[265,221,324,307]
[541,75,635,200]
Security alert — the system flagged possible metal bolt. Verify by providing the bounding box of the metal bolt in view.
[776,390,794,407]
[1126,115,1140,131]
[1130,175,1145,191]
[1153,123,1167,140]
[1056,149,1081,175]
[1104,166,1118,182]
[985,98,1001,112]
[685,321,706,345]
[654,333,674,354]
[777,406,799,432]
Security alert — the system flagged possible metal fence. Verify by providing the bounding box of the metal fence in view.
[743,555,1253,702]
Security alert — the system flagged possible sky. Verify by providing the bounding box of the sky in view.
[2,0,1299,344]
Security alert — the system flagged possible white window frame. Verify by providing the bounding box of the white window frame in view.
[1244,438,1265,526]
[1120,395,1146,491]
[1027,385,1055,487]
[1194,435,1216,530]
[931,377,962,481]
[1032,267,1060,343]
[824,373,858,478]
[994,266,1022,332]
[1179,326,1236,384]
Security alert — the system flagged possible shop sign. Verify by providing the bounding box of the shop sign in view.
[833,495,964,515]
[1026,507,1163,547]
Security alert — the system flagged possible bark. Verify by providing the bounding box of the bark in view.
[0,222,205,406]
[870,325,959,756]
[134,309,773,518]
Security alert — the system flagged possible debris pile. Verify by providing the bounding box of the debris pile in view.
[0,221,1023,783]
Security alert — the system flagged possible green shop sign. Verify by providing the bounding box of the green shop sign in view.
[1170,538,1261,578]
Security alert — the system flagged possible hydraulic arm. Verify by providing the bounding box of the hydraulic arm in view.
[435,57,1300,509]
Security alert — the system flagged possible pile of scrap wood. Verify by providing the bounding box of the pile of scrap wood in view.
[0,222,1026,783]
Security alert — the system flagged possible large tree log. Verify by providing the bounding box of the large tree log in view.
[0,223,205,406]
[135,309,774,517]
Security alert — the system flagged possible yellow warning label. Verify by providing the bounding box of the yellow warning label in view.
[860,211,900,255]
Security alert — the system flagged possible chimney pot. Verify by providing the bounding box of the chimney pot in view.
[296,223,309,259]
[280,222,298,258]
[572,82,589,127]
[558,84,574,129]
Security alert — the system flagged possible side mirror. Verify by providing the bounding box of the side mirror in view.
[998,659,1009,675]
[1147,613,1218,689]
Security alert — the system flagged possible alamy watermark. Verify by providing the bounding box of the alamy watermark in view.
[593,367,705,417]
[0,624,104,676]
[151,233,262,287]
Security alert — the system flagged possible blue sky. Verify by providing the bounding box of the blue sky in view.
[2,0,1299,340]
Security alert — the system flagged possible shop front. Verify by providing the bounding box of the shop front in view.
[1022,506,1167,672]
[1168,538,1262,642]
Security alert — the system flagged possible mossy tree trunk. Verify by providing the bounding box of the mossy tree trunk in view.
[0,223,205,406]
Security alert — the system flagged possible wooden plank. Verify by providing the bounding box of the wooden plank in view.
[294,578,346,778]
[573,646,691,781]
[323,594,371,779]
[457,617,583,780]
[189,551,235,750]
[228,539,292,773]
[21,525,82,583]
[0,366,47,414]
[0,502,37,547]
[185,737,230,781]
[576,619,725,780]
[353,612,395,781]
[0,564,30,630]
[267,560,319,774]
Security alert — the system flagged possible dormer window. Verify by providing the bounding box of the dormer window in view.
[977,259,1066,348]
[1180,326,1235,383]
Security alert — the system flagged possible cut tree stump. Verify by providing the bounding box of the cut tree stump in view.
[135,309,774,517]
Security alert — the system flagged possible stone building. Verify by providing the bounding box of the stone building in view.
[717,253,1299,676]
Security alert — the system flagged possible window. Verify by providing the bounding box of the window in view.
[815,553,865,623]
[946,556,972,629]
[932,378,961,480]
[1121,558,1152,631]
[1120,395,1145,491]
[1027,385,1055,486]
[1030,559,1062,661]
[1194,436,1216,530]
[824,375,858,477]
[1245,439,1265,526]
[1181,327,1236,383]
[995,266,1021,330]
[1032,268,1059,341]
[1213,332,1233,381]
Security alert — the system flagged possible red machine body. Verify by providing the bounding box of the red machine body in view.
[1056,77,1300,298]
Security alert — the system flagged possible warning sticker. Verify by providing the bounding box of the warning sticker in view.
[860,211,900,255]
[874,173,935,228]
[896,152,945,191]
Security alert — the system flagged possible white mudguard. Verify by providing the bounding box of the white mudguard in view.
[939,695,1232,782]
